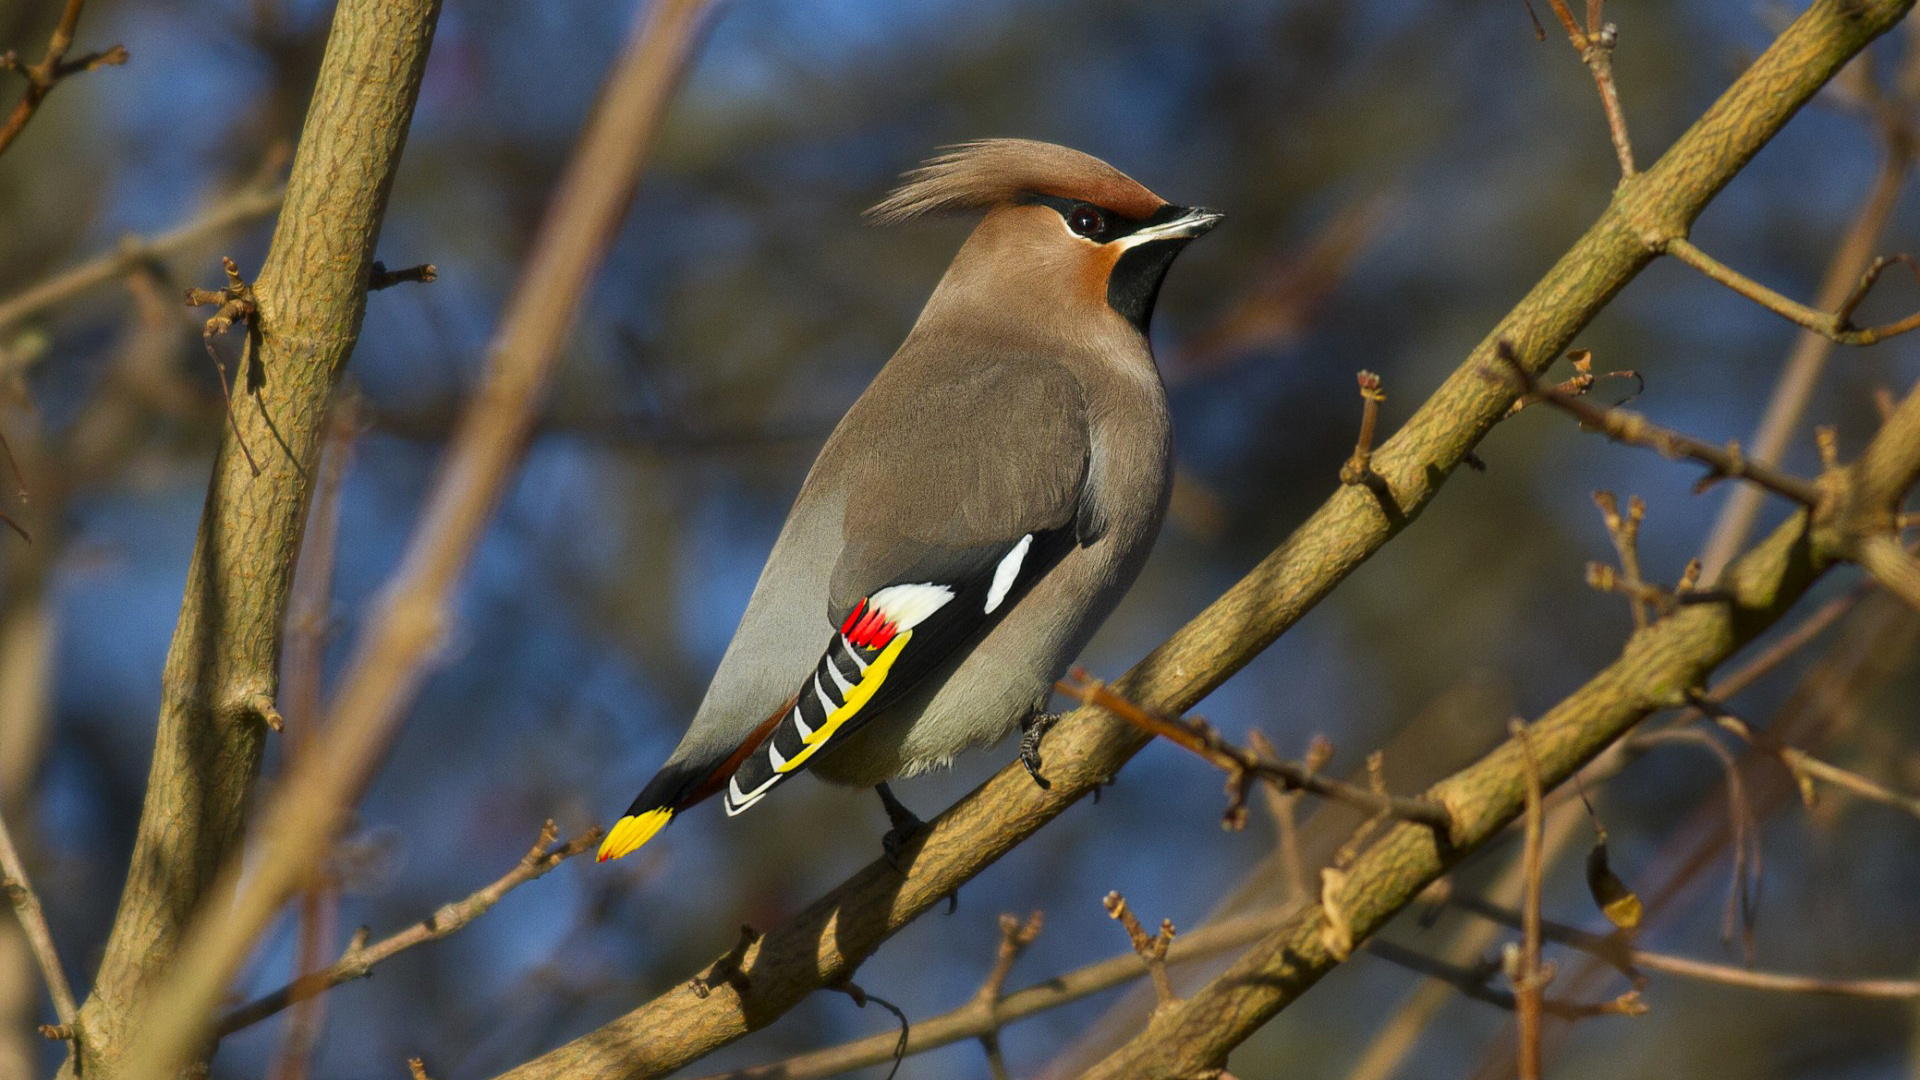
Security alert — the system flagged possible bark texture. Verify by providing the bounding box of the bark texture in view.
[69,0,441,1074]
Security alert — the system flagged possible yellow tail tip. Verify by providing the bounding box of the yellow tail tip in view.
[598,808,673,862]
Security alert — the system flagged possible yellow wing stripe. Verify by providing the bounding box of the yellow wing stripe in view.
[597,807,673,862]
[773,631,913,774]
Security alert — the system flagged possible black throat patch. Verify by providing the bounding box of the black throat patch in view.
[1018,194,1199,334]
[1107,240,1190,334]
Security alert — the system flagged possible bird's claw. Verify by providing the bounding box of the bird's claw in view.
[1019,711,1060,789]
[881,820,923,873]
[876,783,926,872]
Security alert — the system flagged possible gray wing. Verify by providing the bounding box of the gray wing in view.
[826,355,1091,613]
[718,355,1094,813]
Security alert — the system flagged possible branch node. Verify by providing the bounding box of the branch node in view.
[186,256,258,339]
[1492,342,1822,507]
[369,261,438,291]
[1666,238,1920,346]
[1340,371,1404,519]
[1816,425,1841,473]
[245,691,285,733]
[975,911,1044,1007]
[1058,672,1453,834]
[1104,891,1178,1005]
[1340,370,1386,485]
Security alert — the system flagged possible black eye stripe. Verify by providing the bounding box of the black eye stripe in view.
[1014,193,1164,243]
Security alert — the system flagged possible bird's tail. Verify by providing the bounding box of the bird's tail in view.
[597,697,792,862]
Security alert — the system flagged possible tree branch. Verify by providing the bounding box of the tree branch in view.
[1697,130,1914,581]
[1665,236,1920,346]
[1075,319,1920,1080]
[215,822,601,1038]
[0,182,286,335]
[0,0,127,158]
[1450,893,1920,1000]
[688,908,1305,1080]
[68,0,443,1075]
[113,3,712,1078]
[0,807,76,1033]
[1057,672,1454,832]
[484,4,1918,1079]
[1497,345,1825,507]
[1541,0,1636,177]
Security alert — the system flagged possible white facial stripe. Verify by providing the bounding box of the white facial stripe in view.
[1110,213,1216,253]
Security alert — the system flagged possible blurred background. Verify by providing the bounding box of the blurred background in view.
[2,0,1919,1077]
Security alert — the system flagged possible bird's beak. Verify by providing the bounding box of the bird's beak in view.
[1115,206,1225,251]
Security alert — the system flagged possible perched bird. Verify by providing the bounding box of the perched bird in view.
[599,139,1221,863]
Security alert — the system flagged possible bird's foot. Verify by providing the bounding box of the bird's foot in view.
[875,783,926,872]
[1019,711,1062,789]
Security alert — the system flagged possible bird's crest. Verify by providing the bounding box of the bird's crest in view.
[867,139,1166,224]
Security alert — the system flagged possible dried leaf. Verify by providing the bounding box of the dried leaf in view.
[1586,838,1642,931]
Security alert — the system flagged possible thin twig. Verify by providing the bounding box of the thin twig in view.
[1540,0,1636,175]
[1710,708,1920,821]
[1339,370,1400,518]
[1592,492,1649,628]
[1698,139,1909,583]
[0,807,77,1030]
[1494,343,1824,506]
[1665,237,1920,346]
[1365,939,1639,1021]
[368,261,437,291]
[0,182,286,334]
[974,913,1043,1008]
[1507,720,1548,1080]
[215,821,602,1036]
[1505,350,1642,416]
[270,399,357,1080]
[1341,370,1386,485]
[686,908,1301,1080]
[1451,893,1920,999]
[0,0,127,157]
[185,256,262,476]
[1057,670,1454,832]
[1105,892,1178,1007]
[1624,727,1761,959]
[1249,730,1317,905]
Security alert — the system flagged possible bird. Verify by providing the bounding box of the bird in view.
[598,138,1221,863]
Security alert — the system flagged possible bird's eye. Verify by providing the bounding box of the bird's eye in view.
[1068,205,1107,239]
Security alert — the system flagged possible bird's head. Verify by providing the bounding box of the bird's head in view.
[868,139,1223,337]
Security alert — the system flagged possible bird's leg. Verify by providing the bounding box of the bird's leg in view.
[1019,711,1062,789]
[875,782,925,871]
